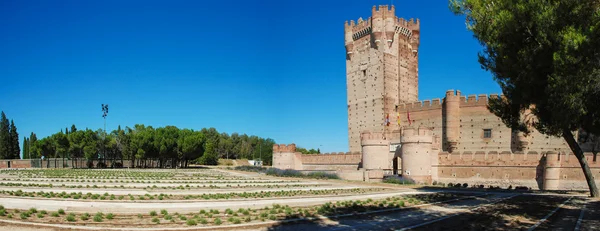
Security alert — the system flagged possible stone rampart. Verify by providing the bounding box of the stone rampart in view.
[435,151,600,190]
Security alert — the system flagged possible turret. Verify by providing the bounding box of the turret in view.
[444,90,461,153]
[344,20,355,59]
[400,127,433,184]
[543,151,561,190]
[360,131,390,170]
[272,144,298,170]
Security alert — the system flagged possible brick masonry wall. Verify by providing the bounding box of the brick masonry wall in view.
[434,151,600,190]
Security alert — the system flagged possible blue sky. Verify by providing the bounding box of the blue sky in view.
[0,0,500,154]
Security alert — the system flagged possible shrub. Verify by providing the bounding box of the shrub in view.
[96,162,107,169]
[93,214,103,222]
[199,218,207,224]
[58,209,65,215]
[20,212,29,220]
[234,166,267,173]
[106,213,114,220]
[66,214,76,222]
[0,209,5,216]
[186,219,197,226]
[160,209,168,215]
[51,212,60,217]
[305,171,340,179]
[28,208,37,214]
[81,213,89,221]
[214,217,222,225]
[149,210,157,216]
[462,183,469,188]
[37,213,44,218]
[383,177,414,185]
[152,217,160,223]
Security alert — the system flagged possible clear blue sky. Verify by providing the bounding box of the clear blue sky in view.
[0,0,500,155]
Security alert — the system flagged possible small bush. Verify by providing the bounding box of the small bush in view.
[93,214,103,222]
[66,214,76,222]
[37,213,44,218]
[152,217,160,223]
[233,166,266,173]
[20,212,29,220]
[81,213,89,221]
[199,218,207,224]
[149,210,157,216]
[160,209,168,215]
[214,217,222,225]
[106,213,114,220]
[186,219,197,226]
[58,209,65,215]
[383,177,414,185]
[51,212,60,217]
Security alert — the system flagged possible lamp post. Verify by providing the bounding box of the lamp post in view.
[101,104,109,164]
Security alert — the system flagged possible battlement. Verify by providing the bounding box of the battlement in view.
[273,144,296,153]
[459,93,502,107]
[397,99,443,112]
[344,5,419,42]
[401,126,433,144]
[360,131,386,141]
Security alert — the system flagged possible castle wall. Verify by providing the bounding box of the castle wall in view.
[396,93,571,153]
[435,151,600,190]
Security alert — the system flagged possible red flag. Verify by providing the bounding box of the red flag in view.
[407,110,412,126]
[385,113,390,126]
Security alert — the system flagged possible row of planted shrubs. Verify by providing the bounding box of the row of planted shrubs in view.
[442,182,530,191]
[233,166,339,180]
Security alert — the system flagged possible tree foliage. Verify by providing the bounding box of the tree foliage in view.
[450,0,600,197]
[0,112,20,159]
[26,125,276,166]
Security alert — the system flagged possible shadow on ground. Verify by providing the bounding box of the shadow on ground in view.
[264,189,579,231]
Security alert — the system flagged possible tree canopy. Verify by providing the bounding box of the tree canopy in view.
[450,0,600,197]
[27,124,276,166]
[0,111,20,159]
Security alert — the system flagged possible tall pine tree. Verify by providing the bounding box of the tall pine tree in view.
[29,132,38,159]
[0,112,9,159]
[23,137,28,159]
[9,120,19,159]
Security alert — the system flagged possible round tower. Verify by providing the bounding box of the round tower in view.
[543,151,561,190]
[360,131,390,170]
[444,90,460,153]
[400,127,433,184]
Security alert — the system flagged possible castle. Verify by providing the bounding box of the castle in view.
[273,5,600,191]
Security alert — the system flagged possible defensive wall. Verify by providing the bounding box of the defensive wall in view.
[272,144,370,181]
[436,150,600,190]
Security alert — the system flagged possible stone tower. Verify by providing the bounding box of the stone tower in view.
[345,5,420,153]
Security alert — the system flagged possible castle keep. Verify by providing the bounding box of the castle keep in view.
[273,5,600,191]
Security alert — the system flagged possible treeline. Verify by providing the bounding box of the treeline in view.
[0,112,20,159]
[22,124,276,166]
[296,147,321,154]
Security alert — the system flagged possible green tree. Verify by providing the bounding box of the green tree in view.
[9,120,19,159]
[29,133,39,158]
[23,137,28,159]
[450,0,600,197]
[0,112,9,159]
[199,141,218,165]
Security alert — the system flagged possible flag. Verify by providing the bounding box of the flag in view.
[397,112,401,125]
[385,113,390,126]
[407,110,412,126]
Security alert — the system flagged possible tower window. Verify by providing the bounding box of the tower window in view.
[483,129,492,139]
